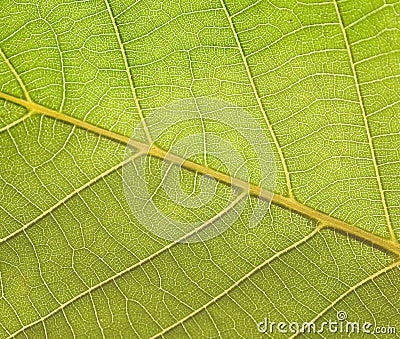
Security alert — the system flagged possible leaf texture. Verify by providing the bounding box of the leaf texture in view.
[0,0,399,338]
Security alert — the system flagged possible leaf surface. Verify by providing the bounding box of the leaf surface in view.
[0,0,399,338]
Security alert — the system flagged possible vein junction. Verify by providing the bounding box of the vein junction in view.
[0,91,399,256]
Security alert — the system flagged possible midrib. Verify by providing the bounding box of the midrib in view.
[1,90,399,255]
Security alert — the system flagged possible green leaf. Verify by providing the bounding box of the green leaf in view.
[0,0,399,338]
